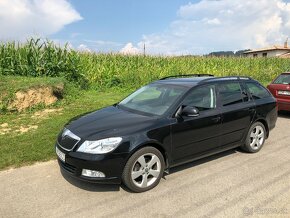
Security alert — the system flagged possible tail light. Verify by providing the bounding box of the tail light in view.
[267,85,276,97]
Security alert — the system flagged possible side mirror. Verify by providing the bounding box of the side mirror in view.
[181,106,199,117]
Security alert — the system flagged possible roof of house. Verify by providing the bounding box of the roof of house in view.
[244,45,290,54]
[278,52,290,58]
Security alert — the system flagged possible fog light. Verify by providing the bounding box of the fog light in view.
[81,169,105,178]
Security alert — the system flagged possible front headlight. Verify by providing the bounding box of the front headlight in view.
[77,137,122,154]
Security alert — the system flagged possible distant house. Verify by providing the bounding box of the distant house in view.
[244,40,290,58]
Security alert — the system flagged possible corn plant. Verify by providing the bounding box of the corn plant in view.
[0,38,289,89]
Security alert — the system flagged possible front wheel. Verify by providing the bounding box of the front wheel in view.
[241,122,266,153]
[122,147,165,193]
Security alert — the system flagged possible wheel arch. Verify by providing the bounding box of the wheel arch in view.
[128,142,170,169]
[254,118,269,138]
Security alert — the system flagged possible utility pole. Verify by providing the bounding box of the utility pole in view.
[143,43,146,56]
[284,37,289,48]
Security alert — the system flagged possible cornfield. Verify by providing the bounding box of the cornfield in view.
[1,39,290,89]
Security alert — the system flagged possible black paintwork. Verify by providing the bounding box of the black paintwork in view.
[56,77,277,184]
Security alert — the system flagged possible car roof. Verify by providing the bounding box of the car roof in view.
[154,75,253,87]
[155,77,213,87]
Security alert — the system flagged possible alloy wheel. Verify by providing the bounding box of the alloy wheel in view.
[131,153,161,188]
[249,125,265,150]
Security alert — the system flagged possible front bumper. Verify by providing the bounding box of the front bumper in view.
[56,144,129,184]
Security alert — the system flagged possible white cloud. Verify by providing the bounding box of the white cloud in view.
[53,39,124,53]
[77,44,91,52]
[84,39,121,46]
[79,39,123,52]
[204,18,221,25]
[0,0,82,41]
[120,43,141,55]
[140,0,290,55]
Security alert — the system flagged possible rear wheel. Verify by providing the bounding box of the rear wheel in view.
[241,122,266,153]
[122,147,165,193]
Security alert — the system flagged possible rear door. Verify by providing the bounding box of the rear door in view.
[218,81,255,148]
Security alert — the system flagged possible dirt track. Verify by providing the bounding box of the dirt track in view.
[0,114,290,218]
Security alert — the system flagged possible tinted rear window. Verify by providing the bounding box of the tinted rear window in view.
[245,82,270,99]
[273,74,290,84]
[218,82,243,106]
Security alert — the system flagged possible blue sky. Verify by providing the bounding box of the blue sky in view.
[1,0,290,55]
[55,0,196,45]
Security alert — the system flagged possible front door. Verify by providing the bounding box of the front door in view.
[171,84,221,164]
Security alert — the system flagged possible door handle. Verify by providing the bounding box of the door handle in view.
[244,107,255,112]
[211,117,221,123]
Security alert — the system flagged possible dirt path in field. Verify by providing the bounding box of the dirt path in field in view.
[0,108,63,135]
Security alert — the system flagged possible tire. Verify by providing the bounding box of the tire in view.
[122,146,165,193]
[241,122,266,153]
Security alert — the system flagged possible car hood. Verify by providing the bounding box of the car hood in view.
[65,106,157,140]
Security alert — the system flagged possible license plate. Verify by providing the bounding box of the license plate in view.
[278,90,290,96]
[56,146,65,162]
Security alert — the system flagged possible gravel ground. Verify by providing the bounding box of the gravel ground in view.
[0,114,290,218]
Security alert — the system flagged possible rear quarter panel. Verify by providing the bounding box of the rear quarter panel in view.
[253,97,277,133]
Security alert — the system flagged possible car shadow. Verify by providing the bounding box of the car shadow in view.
[169,148,237,174]
[60,170,120,192]
[278,111,290,119]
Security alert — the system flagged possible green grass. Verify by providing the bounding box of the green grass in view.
[0,89,130,170]
[0,75,65,92]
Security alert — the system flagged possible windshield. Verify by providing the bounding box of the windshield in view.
[273,74,290,84]
[119,83,188,116]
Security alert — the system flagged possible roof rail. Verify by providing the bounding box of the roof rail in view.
[199,76,253,83]
[160,74,214,80]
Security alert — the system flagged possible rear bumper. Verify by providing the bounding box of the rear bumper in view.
[56,144,130,184]
[277,100,290,111]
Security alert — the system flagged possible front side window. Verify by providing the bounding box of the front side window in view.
[119,84,188,116]
[182,85,216,111]
[273,74,290,85]
[218,82,243,106]
[245,82,270,99]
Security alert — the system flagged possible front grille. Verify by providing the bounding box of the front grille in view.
[58,136,79,151]
[58,128,80,151]
[59,160,76,174]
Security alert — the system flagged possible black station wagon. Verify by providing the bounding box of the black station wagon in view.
[56,75,277,192]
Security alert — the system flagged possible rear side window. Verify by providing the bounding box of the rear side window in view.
[218,82,243,106]
[245,82,270,99]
